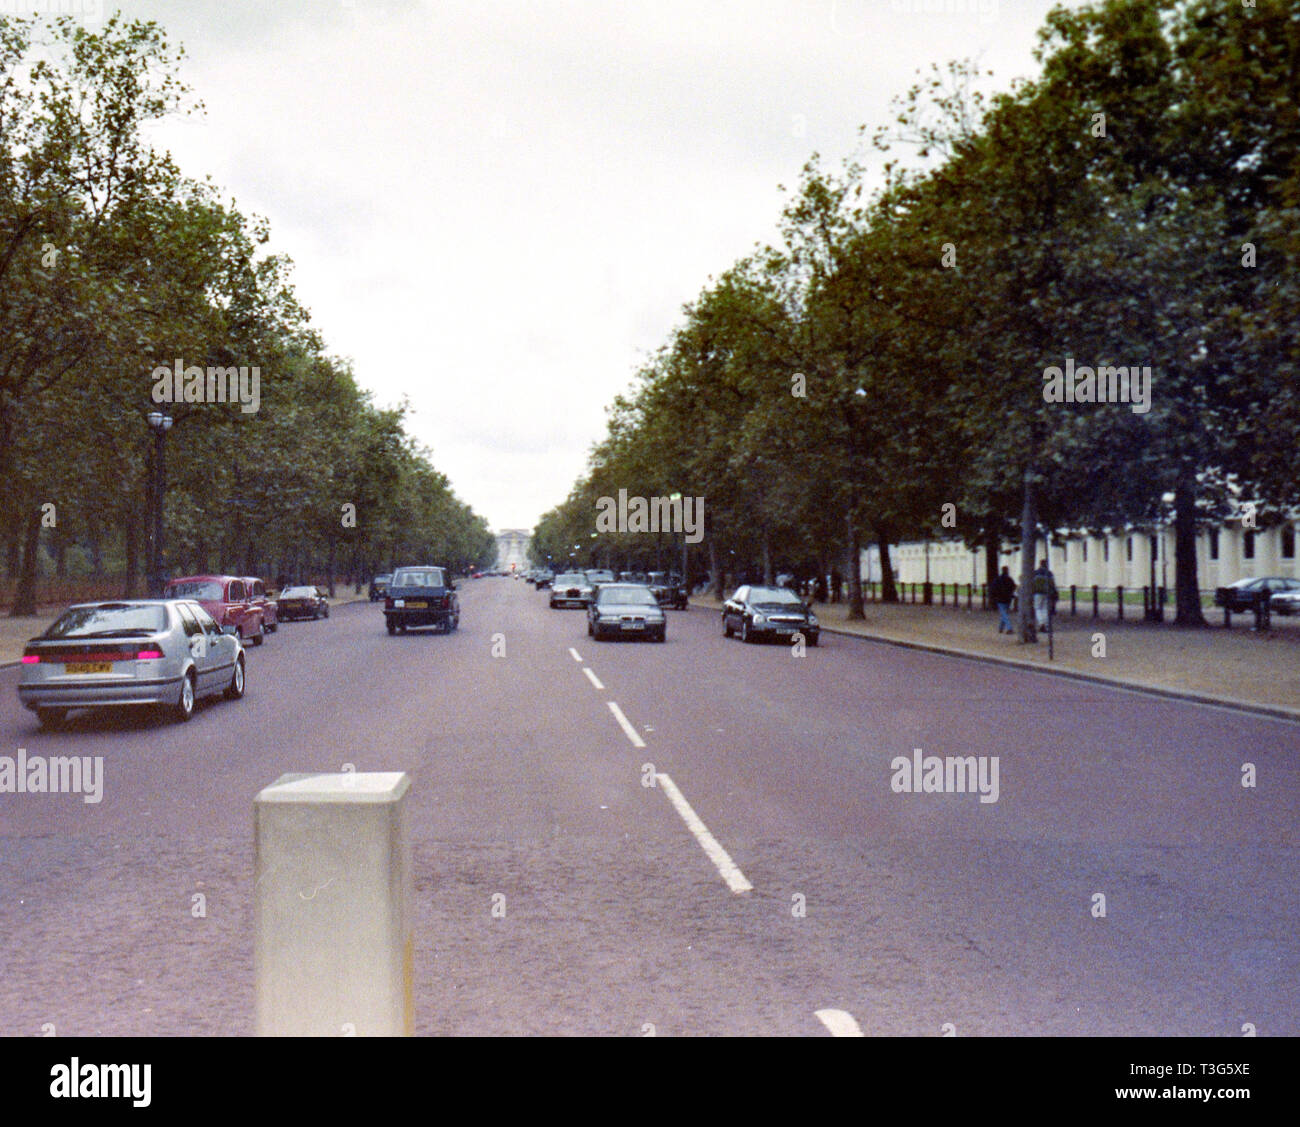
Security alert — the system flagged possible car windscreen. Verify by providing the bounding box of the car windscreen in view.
[751,588,803,608]
[391,569,444,588]
[44,604,169,638]
[166,580,224,600]
[598,588,658,606]
[281,587,315,598]
[555,574,586,585]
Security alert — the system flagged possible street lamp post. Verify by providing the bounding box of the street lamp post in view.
[146,410,173,596]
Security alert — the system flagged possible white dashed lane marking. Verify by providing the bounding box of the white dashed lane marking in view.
[568,648,583,662]
[583,667,605,690]
[655,772,753,895]
[606,701,646,748]
[815,1009,864,1037]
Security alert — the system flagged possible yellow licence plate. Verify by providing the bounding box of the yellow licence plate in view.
[66,662,112,674]
[405,600,427,608]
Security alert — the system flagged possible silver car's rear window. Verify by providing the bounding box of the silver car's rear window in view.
[599,588,658,605]
[44,605,168,638]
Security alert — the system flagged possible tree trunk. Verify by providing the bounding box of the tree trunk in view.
[877,532,898,603]
[761,532,773,586]
[1018,466,1039,643]
[327,536,337,598]
[122,508,142,598]
[11,506,41,616]
[846,509,864,619]
[707,541,721,598]
[1173,471,1206,626]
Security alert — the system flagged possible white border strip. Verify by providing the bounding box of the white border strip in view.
[606,701,646,748]
[583,667,604,690]
[815,1008,864,1037]
[655,772,752,894]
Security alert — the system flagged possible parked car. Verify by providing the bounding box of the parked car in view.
[722,584,819,645]
[18,599,245,727]
[587,583,666,642]
[1213,576,1300,612]
[1270,588,1300,616]
[384,566,459,634]
[277,585,330,621]
[164,574,266,645]
[535,569,554,589]
[244,576,278,633]
[369,573,393,601]
[647,571,689,610]
[550,572,593,608]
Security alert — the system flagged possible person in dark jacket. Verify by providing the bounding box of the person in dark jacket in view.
[991,566,1017,634]
[1032,559,1058,631]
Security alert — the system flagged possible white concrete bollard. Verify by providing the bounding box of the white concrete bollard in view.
[254,772,413,1036]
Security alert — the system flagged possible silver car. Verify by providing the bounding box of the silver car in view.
[18,599,245,728]
[550,572,594,608]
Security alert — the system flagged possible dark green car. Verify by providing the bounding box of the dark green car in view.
[384,566,460,634]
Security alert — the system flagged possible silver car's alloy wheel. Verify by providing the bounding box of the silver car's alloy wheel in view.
[174,673,196,723]
[225,657,245,700]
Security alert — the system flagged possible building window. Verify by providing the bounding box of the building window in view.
[1082,540,1088,562]
[1244,530,1255,560]
[1284,525,1296,560]
[1126,537,1133,562]
[1103,540,1110,562]
[1061,542,1068,562]
[1151,536,1157,560]
[1209,528,1219,560]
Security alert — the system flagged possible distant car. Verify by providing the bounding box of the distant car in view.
[18,599,245,727]
[369,573,393,601]
[384,566,459,634]
[618,571,650,584]
[550,572,593,608]
[535,569,554,589]
[647,571,689,610]
[164,574,266,645]
[585,569,616,588]
[244,576,278,633]
[587,583,666,642]
[722,584,819,645]
[1270,588,1300,616]
[1213,577,1300,613]
[277,585,330,621]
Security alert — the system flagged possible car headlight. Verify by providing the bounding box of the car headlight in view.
[808,614,818,626]
[751,612,765,624]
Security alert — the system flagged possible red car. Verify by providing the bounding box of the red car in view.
[164,574,267,646]
[243,577,278,634]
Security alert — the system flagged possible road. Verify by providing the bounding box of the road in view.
[1,578,1296,1035]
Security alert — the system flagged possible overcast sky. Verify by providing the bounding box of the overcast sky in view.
[107,0,1087,532]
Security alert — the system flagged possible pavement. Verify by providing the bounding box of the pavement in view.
[689,593,1300,721]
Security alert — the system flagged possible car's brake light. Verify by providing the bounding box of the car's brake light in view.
[136,649,164,660]
[20,654,39,664]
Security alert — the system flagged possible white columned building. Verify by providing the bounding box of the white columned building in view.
[495,530,531,571]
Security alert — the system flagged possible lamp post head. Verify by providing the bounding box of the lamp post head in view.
[147,411,173,432]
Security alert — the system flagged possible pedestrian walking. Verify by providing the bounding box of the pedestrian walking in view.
[991,566,1017,634]
[1032,559,1057,632]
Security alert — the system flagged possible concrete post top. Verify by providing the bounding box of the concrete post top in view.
[256,771,411,804]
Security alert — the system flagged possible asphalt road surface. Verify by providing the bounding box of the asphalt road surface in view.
[1,579,1296,1036]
